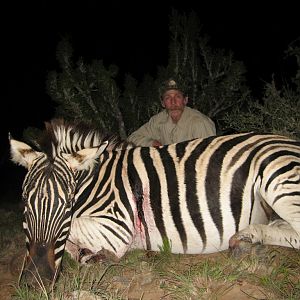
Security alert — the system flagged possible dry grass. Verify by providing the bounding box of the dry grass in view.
[1,206,300,300]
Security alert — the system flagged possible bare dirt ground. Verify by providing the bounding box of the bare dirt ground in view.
[104,253,269,300]
[0,248,24,300]
[0,247,269,300]
[0,205,290,300]
[0,209,25,300]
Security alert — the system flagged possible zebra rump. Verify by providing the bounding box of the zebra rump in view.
[9,118,300,287]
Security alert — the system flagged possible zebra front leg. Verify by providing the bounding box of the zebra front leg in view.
[65,240,81,261]
[67,216,133,265]
[65,240,120,264]
[79,248,120,264]
[229,219,300,257]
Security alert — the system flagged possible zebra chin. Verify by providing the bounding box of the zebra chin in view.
[23,242,58,288]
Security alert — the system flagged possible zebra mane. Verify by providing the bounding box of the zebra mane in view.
[36,118,129,158]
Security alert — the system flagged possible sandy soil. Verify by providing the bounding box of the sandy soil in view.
[0,243,269,300]
[0,206,275,299]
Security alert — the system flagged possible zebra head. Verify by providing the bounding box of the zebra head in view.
[9,120,112,288]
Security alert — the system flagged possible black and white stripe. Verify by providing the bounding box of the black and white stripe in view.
[10,119,300,285]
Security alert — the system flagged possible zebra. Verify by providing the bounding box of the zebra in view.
[9,118,300,287]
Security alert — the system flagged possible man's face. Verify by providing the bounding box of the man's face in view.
[162,89,188,111]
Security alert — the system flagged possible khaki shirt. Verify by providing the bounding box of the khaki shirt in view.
[128,106,216,146]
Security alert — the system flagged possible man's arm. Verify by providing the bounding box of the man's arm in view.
[192,115,216,138]
[127,116,161,147]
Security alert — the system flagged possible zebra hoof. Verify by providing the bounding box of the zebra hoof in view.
[84,253,107,264]
[229,236,266,259]
[229,238,253,258]
[78,248,97,264]
[79,248,120,264]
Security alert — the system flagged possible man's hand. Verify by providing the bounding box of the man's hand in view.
[152,140,162,147]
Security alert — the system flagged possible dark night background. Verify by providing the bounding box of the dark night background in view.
[1,1,300,205]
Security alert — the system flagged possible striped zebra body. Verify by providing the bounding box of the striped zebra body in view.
[66,132,300,257]
[9,119,300,286]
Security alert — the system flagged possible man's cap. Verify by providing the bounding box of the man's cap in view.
[160,79,185,97]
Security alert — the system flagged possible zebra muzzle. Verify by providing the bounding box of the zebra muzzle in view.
[24,242,57,288]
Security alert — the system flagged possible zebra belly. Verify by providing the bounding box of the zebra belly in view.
[135,192,270,254]
[137,200,240,254]
[144,229,235,254]
[68,216,132,259]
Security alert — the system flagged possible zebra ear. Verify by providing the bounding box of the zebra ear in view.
[62,141,109,171]
[9,137,41,169]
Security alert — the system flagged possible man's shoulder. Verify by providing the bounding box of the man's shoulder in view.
[185,106,209,118]
[185,107,215,125]
[149,109,168,121]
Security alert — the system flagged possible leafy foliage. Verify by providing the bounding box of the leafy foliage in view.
[164,9,251,128]
[46,39,127,138]
[121,74,161,136]
[223,40,300,138]
[45,10,299,139]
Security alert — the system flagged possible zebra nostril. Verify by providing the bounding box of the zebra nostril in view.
[24,255,55,289]
[24,268,54,289]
